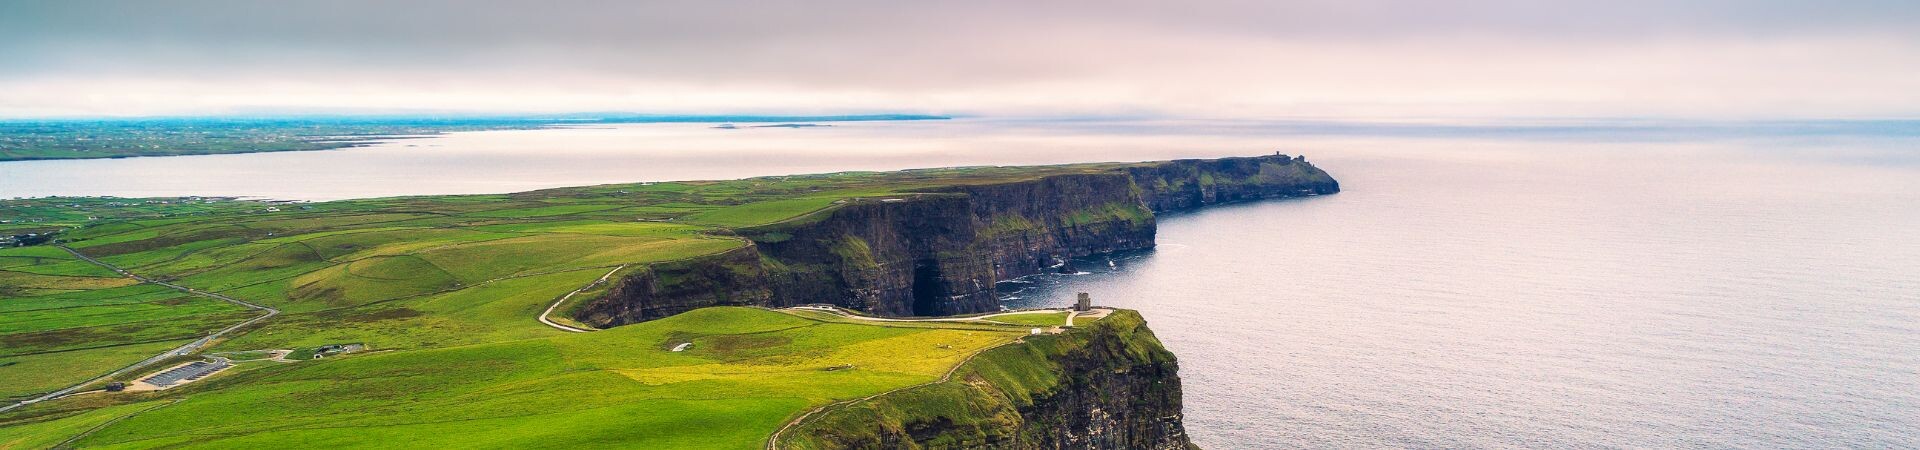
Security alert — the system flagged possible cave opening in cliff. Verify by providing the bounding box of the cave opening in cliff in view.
[911,259,947,316]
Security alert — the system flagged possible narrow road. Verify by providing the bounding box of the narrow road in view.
[538,265,625,333]
[0,247,280,414]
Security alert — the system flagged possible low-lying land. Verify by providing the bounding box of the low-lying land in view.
[0,154,1335,448]
[0,307,1073,448]
[0,115,947,161]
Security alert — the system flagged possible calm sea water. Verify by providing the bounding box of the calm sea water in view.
[6,118,1918,447]
[1000,130,1920,448]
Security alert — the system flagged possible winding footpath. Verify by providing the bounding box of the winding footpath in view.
[532,280,1088,448]
[0,247,280,414]
[537,265,625,333]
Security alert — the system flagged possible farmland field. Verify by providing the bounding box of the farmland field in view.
[0,246,251,401]
[3,307,1036,448]
[0,161,1138,447]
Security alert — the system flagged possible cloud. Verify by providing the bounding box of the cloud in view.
[3,0,1918,118]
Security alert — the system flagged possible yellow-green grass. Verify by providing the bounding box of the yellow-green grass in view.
[681,197,846,227]
[471,220,711,237]
[0,284,185,313]
[546,264,653,330]
[3,213,750,399]
[0,270,137,290]
[984,311,1070,327]
[0,295,244,334]
[115,223,738,314]
[0,252,255,401]
[213,269,609,352]
[787,310,1168,449]
[6,307,1030,449]
[462,203,628,218]
[0,159,1185,441]
[777,309,1043,333]
[429,234,734,279]
[281,255,462,310]
[0,249,119,277]
[0,401,171,449]
[0,245,72,261]
[0,310,253,357]
[222,213,431,236]
[0,340,191,401]
[292,228,518,261]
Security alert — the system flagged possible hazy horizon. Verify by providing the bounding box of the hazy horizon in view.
[6,1,1920,120]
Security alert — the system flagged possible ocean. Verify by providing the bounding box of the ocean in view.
[6,117,1916,447]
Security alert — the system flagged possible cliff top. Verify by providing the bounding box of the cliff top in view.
[0,154,1327,447]
[2,303,1135,448]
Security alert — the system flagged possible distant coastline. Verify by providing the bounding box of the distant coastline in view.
[0,114,947,162]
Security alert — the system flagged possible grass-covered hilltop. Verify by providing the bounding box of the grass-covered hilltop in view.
[0,154,1337,449]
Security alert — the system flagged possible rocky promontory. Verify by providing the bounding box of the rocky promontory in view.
[788,309,1191,449]
[574,154,1338,326]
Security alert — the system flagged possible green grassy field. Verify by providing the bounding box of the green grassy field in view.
[786,310,1169,449]
[0,245,253,401]
[983,311,1071,327]
[0,160,1162,447]
[1,308,1036,449]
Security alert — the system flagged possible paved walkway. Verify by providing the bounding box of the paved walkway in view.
[538,265,625,333]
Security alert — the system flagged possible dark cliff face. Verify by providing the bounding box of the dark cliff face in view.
[574,154,1337,326]
[578,246,775,326]
[932,172,1157,287]
[1129,154,1341,212]
[755,194,1001,317]
[790,310,1191,450]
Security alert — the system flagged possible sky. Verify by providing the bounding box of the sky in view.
[3,0,1919,119]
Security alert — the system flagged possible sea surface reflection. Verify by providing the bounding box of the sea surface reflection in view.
[6,117,1918,447]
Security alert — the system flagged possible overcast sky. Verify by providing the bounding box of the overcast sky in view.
[4,0,1918,119]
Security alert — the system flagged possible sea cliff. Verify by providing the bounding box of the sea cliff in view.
[574,154,1337,326]
[787,310,1191,449]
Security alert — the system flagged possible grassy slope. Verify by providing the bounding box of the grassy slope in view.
[0,246,250,400]
[6,308,1032,449]
[985,311,1071,327]
[0,159,1199,447]
[788,310,1171,449]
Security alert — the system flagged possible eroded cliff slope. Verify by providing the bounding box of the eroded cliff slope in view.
[788,310,1190,450]
[574,154,1336,326]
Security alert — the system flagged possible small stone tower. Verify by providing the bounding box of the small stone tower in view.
[1075,292,1092,311]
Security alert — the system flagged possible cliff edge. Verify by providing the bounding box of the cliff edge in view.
[574,154,1337,326]
[786,310,1190,449]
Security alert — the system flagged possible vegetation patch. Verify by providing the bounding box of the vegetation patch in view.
[683,197,845,227]
[984,311,1070,327]
[5,307,1029,448]
[0,155,1315,446]
[788,311,1168,449]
